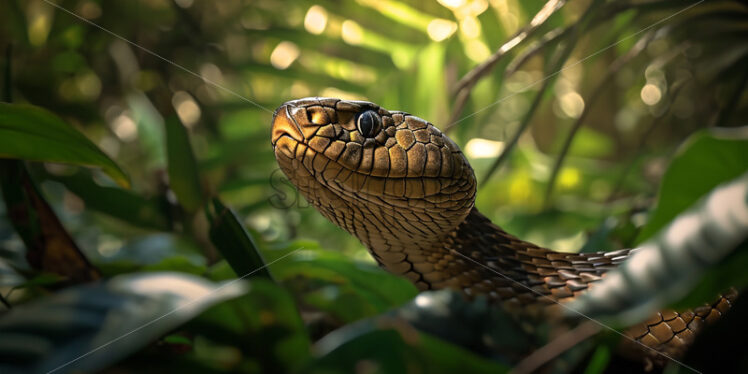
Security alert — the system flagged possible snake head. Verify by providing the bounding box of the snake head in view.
[271,97,476,250]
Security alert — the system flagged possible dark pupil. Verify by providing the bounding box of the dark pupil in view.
[357,111,377,137]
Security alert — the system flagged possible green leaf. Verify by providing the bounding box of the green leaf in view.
[0,272,247,374]
[51,171,170,231]
[566,127,614,158]
[310,324,510,374]
[189,279,311,373]
[569,171,748,324]
[207,198,272,280]
[280,289,529,372]
[636,127,748,243]
[165,116,203,212]
[583,345,611,374]
[0,160,100,283]
[0,103,130,188]
[271,245,418,321]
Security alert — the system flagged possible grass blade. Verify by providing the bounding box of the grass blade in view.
[165,116,203,213]
[207,198,273,280]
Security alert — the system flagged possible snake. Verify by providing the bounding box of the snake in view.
[270,97,736,366]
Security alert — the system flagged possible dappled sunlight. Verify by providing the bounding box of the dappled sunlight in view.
[172,91,201,129]
[341,20,364,45]
[640,83,662,106]
[465,138,504,158]
[304,5,328,35]
[1,0,746,372]
[270,41,300,70]
[427,19,458,42]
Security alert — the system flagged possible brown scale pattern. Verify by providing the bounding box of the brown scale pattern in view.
[271,97,737,367]
[444,208,739,365]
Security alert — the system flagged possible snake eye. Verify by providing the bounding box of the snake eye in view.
[356,110,380,138]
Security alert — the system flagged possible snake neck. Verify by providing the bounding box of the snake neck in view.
[367,206,635,310]
[362,206,542,292]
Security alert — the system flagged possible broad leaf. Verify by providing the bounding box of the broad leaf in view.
[309,291,515,374]
[0,272,246,374]
[636,127,748,243]
[0,161,100,284]
[270,243,418,321]
[310,329,509,374]
[51,171,170,231]
[0,103,130,188]
[188,279,311,373]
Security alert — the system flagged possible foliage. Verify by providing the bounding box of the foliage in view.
[0,272,247,374]
[0,103,128,187]
[0,0,746,373]
[635,127,748,243]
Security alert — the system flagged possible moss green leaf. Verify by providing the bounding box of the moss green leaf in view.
[207,198,272,280]
[310,325,509,374]
[0,272,247,374]
[165,116,203,212]
[51,171,170,231]
[636,127,748,244]
[0,103,130,188]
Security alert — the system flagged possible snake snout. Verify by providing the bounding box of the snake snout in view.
[271,103,305,146]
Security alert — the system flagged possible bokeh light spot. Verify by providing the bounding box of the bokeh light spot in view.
[28,5,52,46]
[509,174,533,203]
[465,138,504,159]
[465,39,490,62]
[559,92,585,118]
[427,19,457,42]
[460,16,481,38]
[304,5,328,35]
[341,20,363,45]
[437,0,467,9]
[270,41,300,70]
[75,71,102,100]
[640,84,662,106]
[559,168,581,189]
[172,91,201,128]
[111,112,138,142]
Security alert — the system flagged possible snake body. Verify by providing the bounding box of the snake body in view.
[271,97,736,365]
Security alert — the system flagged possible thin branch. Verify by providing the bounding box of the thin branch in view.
[443,26,570,133]
[480,33,579,186]
[607,82,686,202]
[445,0,567,131]
[509,321,601,374]
[445,0,694,134]
[453,0,567,94]
[542,31,656,207]
[504,27,569,77]
[0,293,10,309]
[480,0,610,185]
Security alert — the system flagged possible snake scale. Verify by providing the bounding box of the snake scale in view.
[270,97,737,367]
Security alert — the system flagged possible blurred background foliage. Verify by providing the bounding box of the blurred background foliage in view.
[0,0,747,373]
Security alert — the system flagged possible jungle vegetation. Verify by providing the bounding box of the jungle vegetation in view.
[0,0,747,373]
